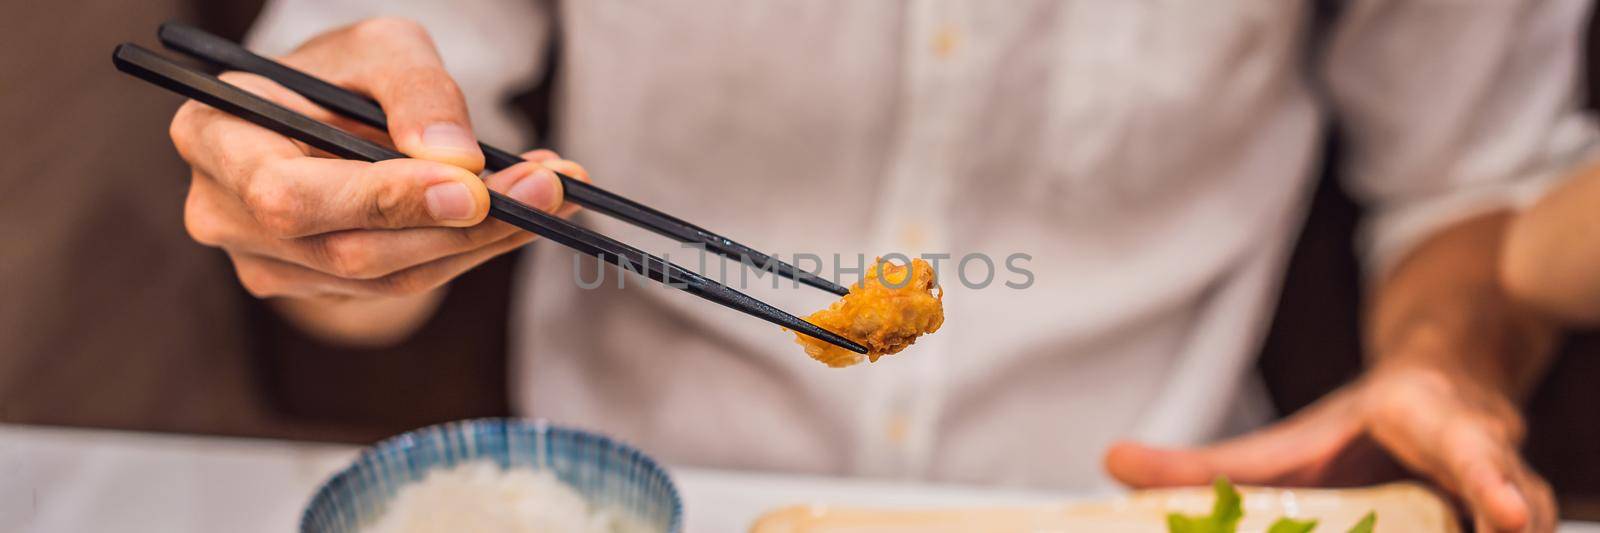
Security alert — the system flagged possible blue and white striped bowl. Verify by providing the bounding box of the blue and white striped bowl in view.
[301,418,682,533]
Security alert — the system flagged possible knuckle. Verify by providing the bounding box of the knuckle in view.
[1365,385,1421,426]
[241,172,306,237]
[207,129,250,175]
[316,234,384,279]
[193,119,266,183]
[245,191,303,237]
[1362,367,1450,420]
[364,173,412,228]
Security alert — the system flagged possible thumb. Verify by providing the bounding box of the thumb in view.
[1103,441,1218,488]
[326,158,490,230]
[1106,392,1365,488]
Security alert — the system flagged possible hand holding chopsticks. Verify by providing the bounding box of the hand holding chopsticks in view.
[156,22,849,298]
[113,24,866,355]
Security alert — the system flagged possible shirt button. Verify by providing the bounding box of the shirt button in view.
[884,412,911,447]
[932,24,960,59]
[898,221,927,249]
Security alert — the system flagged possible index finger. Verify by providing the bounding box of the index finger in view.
[1436,422,1540,532]
[171,74,489,235]
[246,156,488,236]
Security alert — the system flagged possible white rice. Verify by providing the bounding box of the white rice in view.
[362,462,651,533]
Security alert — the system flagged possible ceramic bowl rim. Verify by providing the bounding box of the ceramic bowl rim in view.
[298,417,683,533]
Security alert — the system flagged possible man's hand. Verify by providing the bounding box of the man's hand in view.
[1105,363,1555,532]
[168,18,586,343]
[1107,213,1559,533]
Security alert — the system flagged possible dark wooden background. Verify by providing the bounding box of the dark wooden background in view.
[1,0,1595,519]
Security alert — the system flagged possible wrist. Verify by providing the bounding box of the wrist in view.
[1367,317,1551,402]
[269,287,446,348]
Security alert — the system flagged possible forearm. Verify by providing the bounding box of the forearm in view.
[269,287,446,348]
[1366,212,1560,399]
[1502,160,1600,325]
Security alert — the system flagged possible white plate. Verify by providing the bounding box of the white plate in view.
[751,482,1458,533]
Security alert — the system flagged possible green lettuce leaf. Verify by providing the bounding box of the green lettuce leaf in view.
[1161,476,1376,533]
[1165,477,1244,533]
[1346,511,1376,533]
[1266,517,1318,533]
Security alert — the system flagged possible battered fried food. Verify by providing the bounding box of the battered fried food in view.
[794,257,944,367]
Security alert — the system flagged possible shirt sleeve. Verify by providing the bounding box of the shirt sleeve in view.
[243,0,554,149]
[1323,0,1600,276]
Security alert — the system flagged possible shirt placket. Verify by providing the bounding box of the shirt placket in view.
[851,0,968,480]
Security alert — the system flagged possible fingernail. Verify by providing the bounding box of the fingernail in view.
[421,123,476,152]
[509,168,562,211]
[425,182,476,221]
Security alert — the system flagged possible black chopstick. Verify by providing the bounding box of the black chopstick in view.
[155,22,851,298]
[112,43,867,355]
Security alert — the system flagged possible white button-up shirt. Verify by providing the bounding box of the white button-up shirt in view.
[249,0,1598,491]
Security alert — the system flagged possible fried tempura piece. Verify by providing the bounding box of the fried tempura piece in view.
[795,257,944,367]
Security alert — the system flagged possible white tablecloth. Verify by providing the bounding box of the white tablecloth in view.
[1,424,1595,533]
